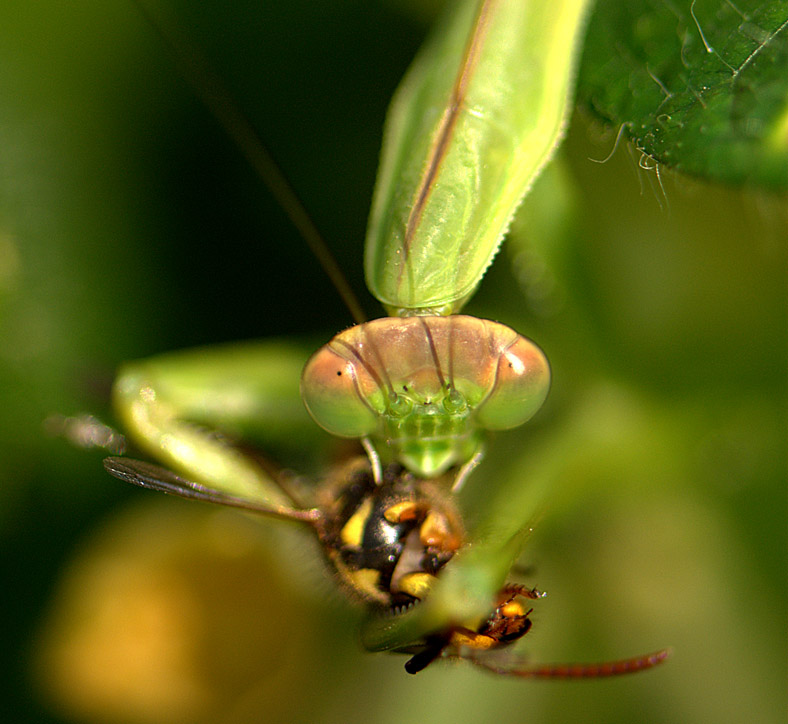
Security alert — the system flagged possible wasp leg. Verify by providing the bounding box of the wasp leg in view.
[404,635,451,674]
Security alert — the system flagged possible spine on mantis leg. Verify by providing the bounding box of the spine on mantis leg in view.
[364,0,593,316]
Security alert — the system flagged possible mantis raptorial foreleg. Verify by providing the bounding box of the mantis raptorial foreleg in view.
[113,341,318,504]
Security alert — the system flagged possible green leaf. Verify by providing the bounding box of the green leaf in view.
[578,0,788,189]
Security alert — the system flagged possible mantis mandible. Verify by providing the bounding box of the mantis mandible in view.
[105,0,669,676]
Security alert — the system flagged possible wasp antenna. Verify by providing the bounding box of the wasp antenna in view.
[472,648,671,679]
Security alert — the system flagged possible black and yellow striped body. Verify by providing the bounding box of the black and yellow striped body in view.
[318,460,463,607]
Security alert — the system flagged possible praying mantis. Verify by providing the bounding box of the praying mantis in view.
[103,0,669,677]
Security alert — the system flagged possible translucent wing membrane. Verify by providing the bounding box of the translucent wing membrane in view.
[103,457,320,524]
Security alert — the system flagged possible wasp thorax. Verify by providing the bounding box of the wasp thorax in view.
[300,315,550,477]
[318,460,464,608]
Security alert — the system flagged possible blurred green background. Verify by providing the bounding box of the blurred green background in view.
[0,1,784,723]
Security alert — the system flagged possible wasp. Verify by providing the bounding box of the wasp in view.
[104,454,668,677]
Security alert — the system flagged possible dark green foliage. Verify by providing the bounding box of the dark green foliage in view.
[579,0,788,188]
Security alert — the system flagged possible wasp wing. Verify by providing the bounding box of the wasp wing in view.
[104,456,320,524]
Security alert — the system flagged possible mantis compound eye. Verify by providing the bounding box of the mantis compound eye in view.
[301,316,550,476]
[300,346,379,438]
[474,335,550,431]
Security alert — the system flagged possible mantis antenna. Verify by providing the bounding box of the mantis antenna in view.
[130,0,367,325]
